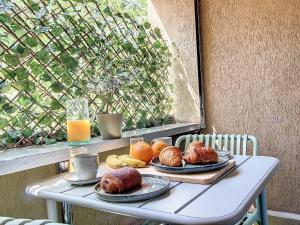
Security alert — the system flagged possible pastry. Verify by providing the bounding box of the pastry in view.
[100,167,142,194]
[159,146,182,167]
[188,140,205,148]
[183,141,218,164]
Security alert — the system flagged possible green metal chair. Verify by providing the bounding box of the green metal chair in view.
[175,134,258,155]
[175,134,267,225]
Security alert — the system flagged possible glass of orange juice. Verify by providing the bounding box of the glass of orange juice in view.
[130,137,144,155]
[151,137,172,146]
[66,98,91,146]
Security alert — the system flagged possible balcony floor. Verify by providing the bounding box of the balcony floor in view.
[269,216,300,225]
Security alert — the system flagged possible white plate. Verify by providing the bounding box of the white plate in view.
[64,173,101,185]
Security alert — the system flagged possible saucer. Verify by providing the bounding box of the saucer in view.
[64,173,101,185]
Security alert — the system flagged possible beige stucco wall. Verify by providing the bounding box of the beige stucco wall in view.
[148,0,201,123]
[200,0,300,213]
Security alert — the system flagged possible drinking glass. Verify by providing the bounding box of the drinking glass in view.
[151,137,172,146]
[130,137,144,155]
[66,98,91,146]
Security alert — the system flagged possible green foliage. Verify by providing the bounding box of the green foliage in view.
[4,54,20,67]
[0,0,173,149]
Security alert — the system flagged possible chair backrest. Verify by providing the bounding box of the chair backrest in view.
[175,134,258,156]
[0,216,67,225]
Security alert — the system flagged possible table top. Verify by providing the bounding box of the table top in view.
[26,156,279,225]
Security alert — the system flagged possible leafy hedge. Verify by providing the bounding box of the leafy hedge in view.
[0,0,173,149]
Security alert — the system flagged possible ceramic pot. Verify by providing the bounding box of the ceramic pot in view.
[96,113,123,139]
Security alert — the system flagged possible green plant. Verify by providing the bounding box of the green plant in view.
[0,0,173,149]
[87,70,132,114]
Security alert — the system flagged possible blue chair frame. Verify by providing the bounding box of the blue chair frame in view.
[175,134,268,225]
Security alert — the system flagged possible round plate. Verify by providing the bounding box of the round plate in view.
[94,174,170,203]
[64,173,101,185]
[151,156,229,174]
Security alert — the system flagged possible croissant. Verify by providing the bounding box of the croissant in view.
[159,146,182,167]
[188,140,205,148]
[183,141,218,164]
[100,167,142,194]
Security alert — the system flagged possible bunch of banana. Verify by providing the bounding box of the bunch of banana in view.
[106,155,127,169]
[106,154,146,169]
[119,155,146,168]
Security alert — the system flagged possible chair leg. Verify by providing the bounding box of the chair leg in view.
[258,189,268,225]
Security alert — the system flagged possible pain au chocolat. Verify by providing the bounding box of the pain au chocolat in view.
[100,167,142,194]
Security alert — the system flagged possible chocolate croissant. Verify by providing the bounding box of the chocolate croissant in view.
[159,146,182,167]
[100,167,142,194]
[183,141,218,164]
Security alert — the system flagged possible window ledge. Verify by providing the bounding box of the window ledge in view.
[0,123,200,175]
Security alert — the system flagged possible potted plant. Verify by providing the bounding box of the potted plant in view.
[87,70,131,139]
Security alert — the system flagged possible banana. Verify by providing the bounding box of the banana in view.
[106,155,127,169]
[119,155,146,168]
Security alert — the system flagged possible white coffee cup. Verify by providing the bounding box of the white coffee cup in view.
[73,154,98,180]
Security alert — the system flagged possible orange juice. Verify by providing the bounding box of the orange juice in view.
[130,144,136,155]
[67,119,91,142]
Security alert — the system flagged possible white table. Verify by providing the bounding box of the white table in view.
[26,156,279,225]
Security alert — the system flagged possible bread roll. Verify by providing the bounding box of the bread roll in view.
[100,167,142,194]
[159,146,182,167]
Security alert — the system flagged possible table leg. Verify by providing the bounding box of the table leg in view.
[258,189,268,225]
[47,199,58,222]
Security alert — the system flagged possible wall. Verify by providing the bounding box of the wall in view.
[200,0,300,213]
[148,0,201,124]
[0,165,56,219]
